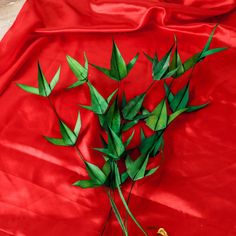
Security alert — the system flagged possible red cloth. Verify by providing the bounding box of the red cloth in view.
[0,0,236,235]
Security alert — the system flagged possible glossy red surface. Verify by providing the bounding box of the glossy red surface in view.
[0,0,235,235]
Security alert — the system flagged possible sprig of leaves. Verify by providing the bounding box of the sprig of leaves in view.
[17,63,61,96]
[91,40,139,81]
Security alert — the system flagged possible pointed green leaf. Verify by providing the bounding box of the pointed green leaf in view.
[60,121,77,146]
[87,82,108,114]
[121,120,138,132]
[102,161,111,176]
[110,41,127,80]
[164,82,174,102]
[85,161,106,185]
[187,102,209,112]
[66,54,88,82]
[170,83,189,112]
[44,137,66,146]
[50,67,61,90]
[168,108,187,125]
[122,93,145,120]
[200,47,227,59]
[107,89,118,104]
[17,84,39,95]
[93,148,119,160]
[68,80,86,89]
[126,53,139,73]
[107,127,125,158]
[145,100,168,131]
[73,179,96,188]
[152,44,174,80]
[90,64,112,78]
[145,166,159,177]
[105,97,121,133]
[38,63,51,97]
[124,130,135,147]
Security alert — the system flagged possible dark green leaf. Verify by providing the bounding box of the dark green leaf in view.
[187,102,209,112]
[124,130,135,147]
[107,89,118,104]
[38,63,51,97]
[168,108,187,125]
[126,53,139,73]
[122,93,146,120]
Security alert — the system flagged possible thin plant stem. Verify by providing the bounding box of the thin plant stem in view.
[123,181,135,235]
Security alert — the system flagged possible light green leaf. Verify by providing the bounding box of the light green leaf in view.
[68,80,86,89]
[66,54,88,82]
[122,93,146,120]
[50,67,61,90]
[87,82,108,114]
[73,179,96,188]
[107,89,118,104]
[17,84,39,95]
[145,100,168,131]
[168,108,187,125]
[85,161,106,185]
[60,121,77,146]
[145,166,159,177]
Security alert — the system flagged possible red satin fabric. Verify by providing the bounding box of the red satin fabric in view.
[0,0,236,235]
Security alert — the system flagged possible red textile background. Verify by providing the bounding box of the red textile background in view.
[0,0,236,235]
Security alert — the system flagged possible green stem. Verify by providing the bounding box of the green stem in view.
[107,190,128,236]
[114,162,148,236]
[100,207,112,236]
[123,181,135,235]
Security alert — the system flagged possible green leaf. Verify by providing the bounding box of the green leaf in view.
[145,100,168,131]
[66,53,88,83]
[85,161,106,185]
[107,191,128,236]
[126,53,139,73]
[169,83,189,112]
[38,62,51,97]
[107,89,118,104]
[44,137,66,146]
[145,166,159,177]
[17,84,39,95]
[107,127,125,158]
[122,92,127,108]
[168,108,187,125]
[164,82,174,102]
[73,179,95,188]
[140,128,146,142]
[143,52,155,63]
[87,82,108,114]
[50,67,61,90]
[152,44,174,80]
[91,41,138,81]
[102,161,111,176]
[121,120,138,132]
[169,44,184,77]
[187,102,209,112]
[68,80,86,89]
[124,130,135,147]
[105,97,121,133]
[60,121,77,146]
[93,148,119,160]
[140,133,157,155]
[114,163,148,236]
[110,40,127,80]
[200,47,227,59]
[122,93,146,120]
